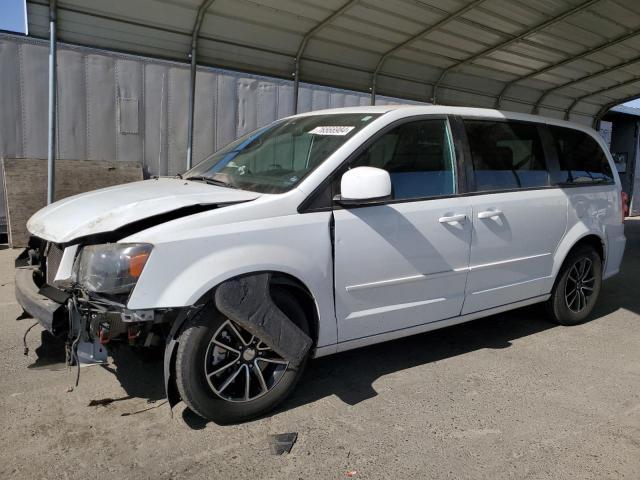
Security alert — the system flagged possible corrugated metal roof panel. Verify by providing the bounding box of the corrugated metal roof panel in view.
[393,49,454,70]
[24,0,640,123]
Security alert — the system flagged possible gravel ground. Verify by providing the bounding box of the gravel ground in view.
[0,220,639,479]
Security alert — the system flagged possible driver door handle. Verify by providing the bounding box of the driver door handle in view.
[439,214,467,224]
[477,209,503,219]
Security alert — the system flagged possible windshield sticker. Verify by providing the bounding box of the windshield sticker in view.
[309,126,356,136]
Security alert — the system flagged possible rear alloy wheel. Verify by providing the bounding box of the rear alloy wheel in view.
[546,245,602,326]
[175,287,309,423]
[564,257,596,314]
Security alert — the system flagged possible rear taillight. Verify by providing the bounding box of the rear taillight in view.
[621,191,629,222]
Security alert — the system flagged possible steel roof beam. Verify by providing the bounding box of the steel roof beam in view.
[369,0,485,105]
[497,27,640,109]
[431,0,601,104]
[565,75,640,120]
[292,0,359,113]
[186,0,217,170]
[533,53,640,113]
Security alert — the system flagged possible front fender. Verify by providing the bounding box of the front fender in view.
[127,212,337,349]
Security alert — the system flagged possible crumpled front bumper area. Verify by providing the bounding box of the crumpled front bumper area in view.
[15,267,67,335]
[15,241,171,372]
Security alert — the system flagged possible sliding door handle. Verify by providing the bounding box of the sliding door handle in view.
[477,209,503,219]
[439,213,467,224]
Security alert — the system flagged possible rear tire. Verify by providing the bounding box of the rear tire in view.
[546,245,602,326]
[175,287,309,424]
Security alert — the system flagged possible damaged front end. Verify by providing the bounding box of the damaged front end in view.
[16,237,177,369]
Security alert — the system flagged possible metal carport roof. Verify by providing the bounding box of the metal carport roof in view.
[23,0,640,127]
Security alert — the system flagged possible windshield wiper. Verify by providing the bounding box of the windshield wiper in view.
[186,176,239,189]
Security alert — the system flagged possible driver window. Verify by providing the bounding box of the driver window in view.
[349,119,456,200]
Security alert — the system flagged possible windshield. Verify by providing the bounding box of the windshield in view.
[184,113,380,193]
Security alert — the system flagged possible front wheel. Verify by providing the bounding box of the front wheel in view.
[546,245,602,326]
[174,288,310,424]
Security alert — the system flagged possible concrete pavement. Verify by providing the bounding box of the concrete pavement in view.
[0,220,639,479]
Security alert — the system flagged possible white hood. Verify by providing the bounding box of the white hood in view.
[27,177,261,243]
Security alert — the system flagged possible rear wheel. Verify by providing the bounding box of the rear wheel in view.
[546,245,602,326]
[175,287,309,424]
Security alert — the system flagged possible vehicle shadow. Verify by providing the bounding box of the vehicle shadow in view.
[24,331,166,401]
[106,346,166,402]
[29,285,633,429]
[283,305,552,410]
[27,330,67,371]
[176,304,556,429]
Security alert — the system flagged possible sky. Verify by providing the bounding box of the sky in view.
[623,99,640,109]
[0,0,28,34]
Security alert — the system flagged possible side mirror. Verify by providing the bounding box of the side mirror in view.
[336,166,392,205]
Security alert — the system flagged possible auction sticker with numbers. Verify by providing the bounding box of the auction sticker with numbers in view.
[309,126,356,136]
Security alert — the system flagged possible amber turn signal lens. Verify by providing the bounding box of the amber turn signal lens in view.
[129,252,150,278]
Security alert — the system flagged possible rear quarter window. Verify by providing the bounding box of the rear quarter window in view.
[549,126,613,185]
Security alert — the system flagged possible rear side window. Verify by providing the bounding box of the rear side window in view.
[349,119,456,200]
[549,126,613,184]
[464,120,550,191]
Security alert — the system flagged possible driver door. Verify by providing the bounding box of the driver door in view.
[333,118,472,343]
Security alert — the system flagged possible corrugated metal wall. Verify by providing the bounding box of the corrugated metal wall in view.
[0,33,412,228]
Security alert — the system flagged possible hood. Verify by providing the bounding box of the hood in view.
[27,177,261,243]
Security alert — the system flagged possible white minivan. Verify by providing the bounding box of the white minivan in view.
[16,106,627,423]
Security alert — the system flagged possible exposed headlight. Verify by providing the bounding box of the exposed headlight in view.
[75,243,153,294]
